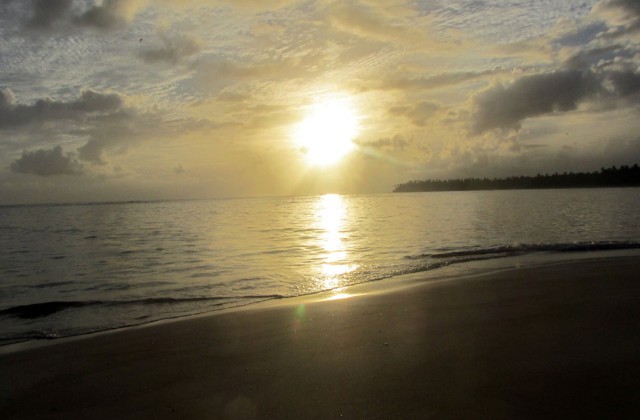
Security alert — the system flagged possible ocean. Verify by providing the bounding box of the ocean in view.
[2,188,640,345]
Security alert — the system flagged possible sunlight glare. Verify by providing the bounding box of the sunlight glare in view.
[324,292,354,301]
[294,96,360,166]
[313,194,358,290]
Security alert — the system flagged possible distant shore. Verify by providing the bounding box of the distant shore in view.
[394,164,640,192]
[2,256,640,418]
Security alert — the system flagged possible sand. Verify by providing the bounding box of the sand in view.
[2,256,640,419]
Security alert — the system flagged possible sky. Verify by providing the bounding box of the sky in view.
[2,0,640,204]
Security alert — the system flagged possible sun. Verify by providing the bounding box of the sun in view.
[294,96,361,166]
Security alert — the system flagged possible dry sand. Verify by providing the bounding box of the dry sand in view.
[2,257,640,419]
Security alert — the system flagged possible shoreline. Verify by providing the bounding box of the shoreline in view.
[2,255,640,418]
[2,248,639,355]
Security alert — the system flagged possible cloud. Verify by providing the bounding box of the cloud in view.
[470,66,640,135]
[140,33,201,64]
[10,146,84,176]
[73,89,124,112]
[0,87,230,170]
[389,101,440,126]
[76,0,148,29]
[554,22,610,48]
[0,89,125,128]
[328,1,416,43]
[356,134,408,151]
[74,110,226,165]
[156,0,297,11]
[77,131,127,164]
[0,88,17,109]
[471,70,600,133]
[593,0,640,22]
[538,1,640,114]
[17,0,149,31]
[607,70,640,97]
[27,0,72,28]
[562,45,626,70]
[4,0,640,203]
[193,55,322,95]
[592,0,640,39]
[0,89,148,167]
[246,106,302,130]
[367,69,502,92]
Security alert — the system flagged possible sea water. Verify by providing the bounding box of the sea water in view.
[2,188,640,344]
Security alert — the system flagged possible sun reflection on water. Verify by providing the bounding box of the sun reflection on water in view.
[313,194,358,290]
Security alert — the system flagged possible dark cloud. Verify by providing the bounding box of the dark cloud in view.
[563,45,625,70]
[0,89,124,128]
[0,89,135,168]
[389,101,440,126]
[10,146,84,176]
[607,70,640,97]
[27,0,72,28]
[471,66,640,134]
[140,34,201,64]
[472,70,600,133]
[4,86,225,167]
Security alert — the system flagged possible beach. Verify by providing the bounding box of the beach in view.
[2,256,640,419]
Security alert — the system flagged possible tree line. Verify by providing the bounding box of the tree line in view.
[393,164,640,192]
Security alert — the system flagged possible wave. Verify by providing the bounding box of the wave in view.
[406,241,640,261]
[0,330,63,346]
[27,281,76,289]
[4,240,639,344]
[0,301,92,319]
[0,294,285,320]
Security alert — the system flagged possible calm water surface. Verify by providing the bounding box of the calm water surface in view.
[2,189,640,343]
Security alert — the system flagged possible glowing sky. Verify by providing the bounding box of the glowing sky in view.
[2,0,640,204]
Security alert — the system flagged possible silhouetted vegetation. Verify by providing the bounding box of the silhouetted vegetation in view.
[393,164,640,192]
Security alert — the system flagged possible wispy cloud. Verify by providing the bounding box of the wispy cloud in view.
[139,32,201,65]
[389,101,440,126]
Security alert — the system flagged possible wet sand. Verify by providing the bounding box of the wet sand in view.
[2,257,640,419]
